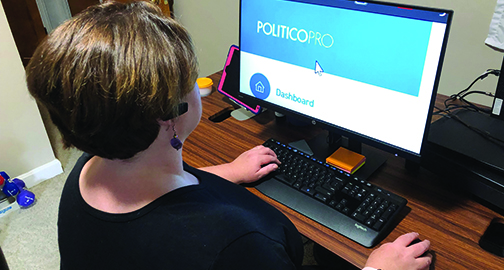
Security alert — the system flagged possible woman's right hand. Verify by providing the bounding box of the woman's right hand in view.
[364,232,432,270]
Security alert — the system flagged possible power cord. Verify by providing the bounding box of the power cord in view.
[434,69,504,147]
[438,69,499,115]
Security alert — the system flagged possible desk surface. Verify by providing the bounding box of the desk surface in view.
[183,71,504,269]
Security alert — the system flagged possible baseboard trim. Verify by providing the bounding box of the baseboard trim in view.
[16,159,63,188]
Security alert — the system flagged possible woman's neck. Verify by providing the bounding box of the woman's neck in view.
[79,139,198,214]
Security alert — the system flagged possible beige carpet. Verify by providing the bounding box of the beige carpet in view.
[0,144,81,270]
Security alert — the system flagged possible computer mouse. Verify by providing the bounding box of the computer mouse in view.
[409,238,436,269]
[408,238,422,246]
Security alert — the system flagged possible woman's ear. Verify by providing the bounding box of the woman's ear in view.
[157,118,174,131]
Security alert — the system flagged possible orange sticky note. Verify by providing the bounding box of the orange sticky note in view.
[326,147,366,174]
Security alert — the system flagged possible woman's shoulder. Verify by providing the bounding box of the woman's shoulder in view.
[182,162,296,230]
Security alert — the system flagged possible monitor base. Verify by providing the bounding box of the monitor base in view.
[231,107,256,121]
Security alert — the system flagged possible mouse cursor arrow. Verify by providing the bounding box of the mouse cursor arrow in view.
[314,61,324,76]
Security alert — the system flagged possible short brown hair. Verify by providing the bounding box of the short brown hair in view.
[26,1,198,159]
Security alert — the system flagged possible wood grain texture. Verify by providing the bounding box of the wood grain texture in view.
[182,72,504,269]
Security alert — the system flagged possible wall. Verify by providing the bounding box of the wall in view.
[174,0,502,107]
[174,0,239,78]
[0,2,62,187]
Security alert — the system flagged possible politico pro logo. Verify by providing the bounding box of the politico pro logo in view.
[257,20,334,48]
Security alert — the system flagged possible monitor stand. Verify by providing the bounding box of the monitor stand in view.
[208,105,260,123]
[289,132,388,180]
[230,106,256,121]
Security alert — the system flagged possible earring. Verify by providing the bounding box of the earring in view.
[170,126,183,150]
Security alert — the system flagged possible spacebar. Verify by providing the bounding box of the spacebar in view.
[254,178,378,247]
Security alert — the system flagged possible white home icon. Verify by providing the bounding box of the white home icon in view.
[255,81,265,93]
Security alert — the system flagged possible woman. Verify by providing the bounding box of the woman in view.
[26,2,432,270]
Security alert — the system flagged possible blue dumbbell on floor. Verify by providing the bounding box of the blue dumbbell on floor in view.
[1,175,36,207]
[2,177,19,197]
[12,179,35,207]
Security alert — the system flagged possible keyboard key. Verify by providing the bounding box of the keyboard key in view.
[373,218,386,231]
[301,186,316,196]
[389,203,398,211]
[365,218,376,227]
[323,183,337,193]
[315,186,333,197]
[329,181,343,190]
[335,203,344,211]
[292,181,302,189]
[381,207,395,220]
[360,201,370,209]
[314,193,328,203]
[352,212,367,222]
[276,174,295,185]
[328,200,337,208]
[379,200,389,210]
[340,199,348,206]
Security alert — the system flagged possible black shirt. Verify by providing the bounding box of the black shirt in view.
[58,153,304,269]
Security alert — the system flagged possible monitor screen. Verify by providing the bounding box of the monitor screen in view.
[239,0,452,161]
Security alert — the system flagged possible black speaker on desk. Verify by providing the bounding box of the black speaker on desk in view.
[421,109,504,210]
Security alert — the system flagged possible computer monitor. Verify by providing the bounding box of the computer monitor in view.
[238,0,453,166]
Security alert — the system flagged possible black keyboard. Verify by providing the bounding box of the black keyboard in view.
[256,138,407,247]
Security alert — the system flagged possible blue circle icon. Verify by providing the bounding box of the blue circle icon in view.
[249,73,271,100]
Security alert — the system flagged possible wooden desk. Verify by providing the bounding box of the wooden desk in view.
[183,71,504,269]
